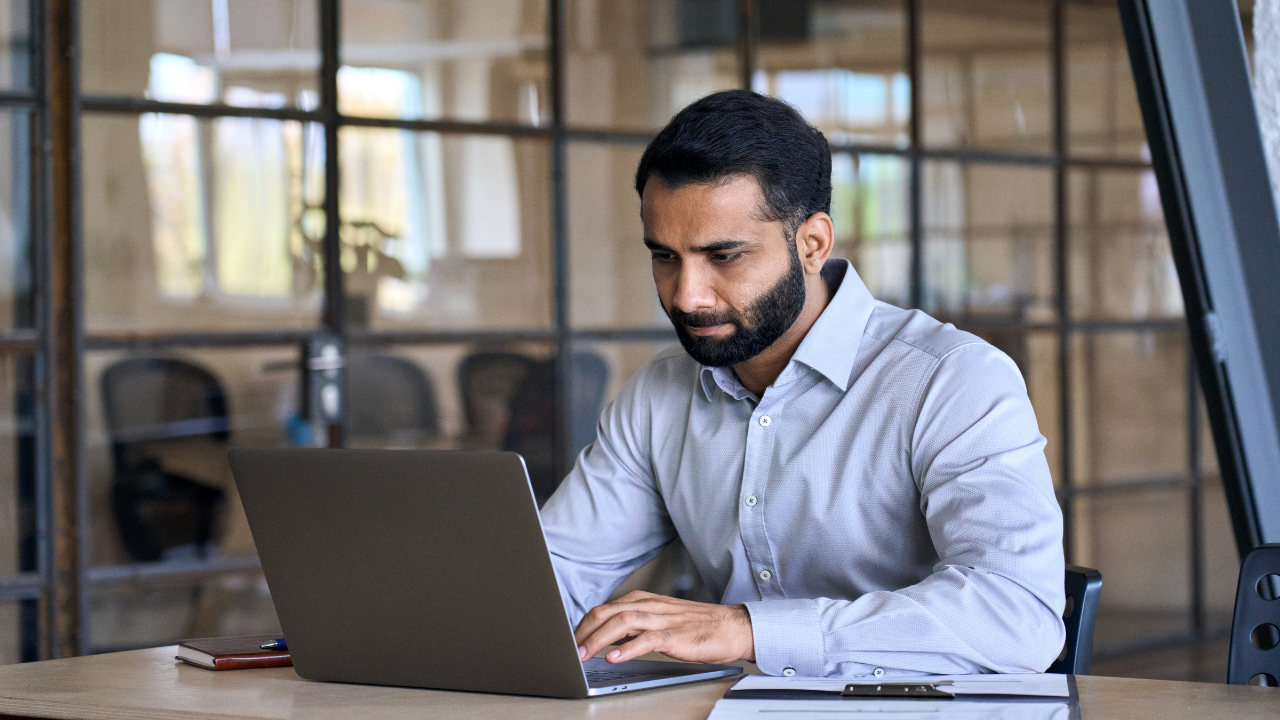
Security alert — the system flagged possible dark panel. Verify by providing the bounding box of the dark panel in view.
[1119,0,1280,553]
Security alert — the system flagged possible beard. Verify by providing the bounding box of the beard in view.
[666,247,806,368]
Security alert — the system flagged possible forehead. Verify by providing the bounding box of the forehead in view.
[640,174,771,239]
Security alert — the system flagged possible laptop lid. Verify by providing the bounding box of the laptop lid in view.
[229,448,590,698]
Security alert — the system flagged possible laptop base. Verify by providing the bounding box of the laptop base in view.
[583,657,742,695]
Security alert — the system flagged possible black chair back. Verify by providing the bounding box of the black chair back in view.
[99,358,229,561]
[1229,543,1280,686]
[345,352,441,446]
[1047,565,1102,675]
[503,352,609,506]
[101,358,231,469]
[457,351,537,448]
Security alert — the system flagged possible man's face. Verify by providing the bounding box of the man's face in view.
[641,175,806,367]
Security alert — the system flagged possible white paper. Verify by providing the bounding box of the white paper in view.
[707,698,1070,720]
[730,673,1070,698]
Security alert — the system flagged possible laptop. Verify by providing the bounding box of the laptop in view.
[228,448,742,698]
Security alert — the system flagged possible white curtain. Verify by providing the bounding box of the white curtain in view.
[1255,0,1280,207]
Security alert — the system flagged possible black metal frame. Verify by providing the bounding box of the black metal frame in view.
[0,0,1227,663]
[1119,0,1280,557]
[0,0,55,661]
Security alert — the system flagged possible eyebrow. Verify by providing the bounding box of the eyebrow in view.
[643,238,749,254]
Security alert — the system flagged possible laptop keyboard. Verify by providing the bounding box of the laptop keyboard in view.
[585,669,676,687]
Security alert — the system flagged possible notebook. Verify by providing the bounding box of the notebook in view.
[175,634,292,671]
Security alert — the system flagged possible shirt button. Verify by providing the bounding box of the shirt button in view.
[759,569,772,581]
[745,495,758,507]
[782,667,796,677]
[873,667,885,678]
[758,415,771,427]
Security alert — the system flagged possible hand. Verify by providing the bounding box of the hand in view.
[574,590,756,665]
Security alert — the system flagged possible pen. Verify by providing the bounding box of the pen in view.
[260,638,287,651]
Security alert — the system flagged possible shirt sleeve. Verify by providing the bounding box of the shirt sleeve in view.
[539,366,678,628]
[744,342,1066,677]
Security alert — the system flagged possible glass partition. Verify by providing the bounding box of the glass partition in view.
[756,0,908,147]
[829,152,911,308]
[1066,1,1146,161]
[0,110,31,333]
[0,351,34,666]
[339,130,553,331]
[81,114,324,332]
[0,601,21,665]
[84,346,304,570]
[920,0,1052,152]
[562,0,738,131]
[569,340,671,413]
[921,161,1056,322]
[566,141,662,329]
[0,354,32,582]
[342,341,554,451]
[1085,488,1193,654]
[1072,332,1189,488]
[1202,476,1241,629]
[1069,168,1180,322]
[81,0,320,108]
[0,1,28,91]
[88,571,279,654]
[340,0,549,126]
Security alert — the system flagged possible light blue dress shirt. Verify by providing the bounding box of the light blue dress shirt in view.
[540,259,1066,677]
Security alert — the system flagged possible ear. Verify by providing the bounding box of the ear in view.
[795,212,834,274]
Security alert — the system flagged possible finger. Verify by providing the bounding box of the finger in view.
[605,629,669,664]
[575,605,626,659]
[575,602,626,649]
[578,610,662,662]
[579,610,654,660]
[574,597,684,647]
[577,633,641,661]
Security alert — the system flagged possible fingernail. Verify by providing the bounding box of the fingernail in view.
[578,646,586,660]
[607,649,620,660]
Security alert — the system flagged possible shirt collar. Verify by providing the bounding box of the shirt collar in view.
[697,258,877,400]
[790,258,875,391]
[702,364,755,402]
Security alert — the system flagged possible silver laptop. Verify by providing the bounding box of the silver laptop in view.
[228,448,742,698]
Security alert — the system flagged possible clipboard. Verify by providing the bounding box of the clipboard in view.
[727,671,1075,696]
[724,672,1073,700]
[839,682,957,698]
[710,674,1082,720]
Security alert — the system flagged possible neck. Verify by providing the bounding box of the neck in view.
[731,272,832,397]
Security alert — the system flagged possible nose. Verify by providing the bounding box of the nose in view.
[671,260,717,315]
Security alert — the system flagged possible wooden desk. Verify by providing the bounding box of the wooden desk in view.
[0,648,1277,720]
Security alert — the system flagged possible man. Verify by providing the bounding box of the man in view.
[540,90,1065,678]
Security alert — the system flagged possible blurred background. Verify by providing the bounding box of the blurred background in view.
[0,0,1262,682]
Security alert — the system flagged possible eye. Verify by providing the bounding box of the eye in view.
[711,252,744,264]
[651,250,677,263]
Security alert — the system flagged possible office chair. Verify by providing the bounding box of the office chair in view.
[503,352,609,506]
[1047,565,1102,675]
[1228,544,1280,686]
[457,351,537,449]
[345,352,441,447]
[100,358,230,562]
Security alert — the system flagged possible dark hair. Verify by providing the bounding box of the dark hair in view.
[635,90,831,234]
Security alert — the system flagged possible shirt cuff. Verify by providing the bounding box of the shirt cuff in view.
[743,599,825,677]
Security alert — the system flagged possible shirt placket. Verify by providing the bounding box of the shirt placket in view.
[738,394,784,600]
